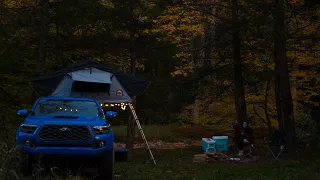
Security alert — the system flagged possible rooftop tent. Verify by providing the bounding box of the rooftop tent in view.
[31,60,148,103]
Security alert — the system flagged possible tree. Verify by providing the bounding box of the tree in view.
[109,0,157,154]
[232,0,248,125]
[274,0,296,152]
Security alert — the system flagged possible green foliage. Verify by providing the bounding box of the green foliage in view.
[296,106,320,149]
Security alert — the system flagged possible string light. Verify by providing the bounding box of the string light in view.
[99,103,129,110]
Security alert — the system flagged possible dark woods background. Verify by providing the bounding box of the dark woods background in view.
[0,0,319,149]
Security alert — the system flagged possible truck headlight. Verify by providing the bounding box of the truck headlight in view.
[93,125,111,134]
[20,124,37,133]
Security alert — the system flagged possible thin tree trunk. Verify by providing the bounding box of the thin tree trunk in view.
[38,0,49,63]
[54,2,63,67]
[291,52,298,120]
[275,81,284,131]
[232,0,248,125]
[126,0,136,156]
[264,80,272,136]
[274,0,296,152]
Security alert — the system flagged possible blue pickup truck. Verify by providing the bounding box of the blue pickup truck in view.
[15,96,116,179]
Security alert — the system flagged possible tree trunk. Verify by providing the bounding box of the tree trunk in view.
[126,54,136,155]
[232,0,248,125]
[54,2,64,67]
[274,81,284,131]
[38,0,49,63]
[274,0,296,152]
[126,97,136,154]
[291,52,298,121]
[264,80,272,136]
[126,0,136,156]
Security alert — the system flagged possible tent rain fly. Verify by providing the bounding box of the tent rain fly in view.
[31,60,148,103]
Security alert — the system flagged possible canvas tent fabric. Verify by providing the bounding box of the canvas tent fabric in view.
[68,68,112,84]
[31,60,148,103]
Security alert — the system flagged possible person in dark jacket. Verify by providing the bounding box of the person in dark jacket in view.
[235,121,254,156]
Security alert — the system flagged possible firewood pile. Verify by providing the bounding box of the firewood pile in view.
[194,152,260,164]
[193,152,229,163]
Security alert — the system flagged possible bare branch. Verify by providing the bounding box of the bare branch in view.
[252,103,268,125]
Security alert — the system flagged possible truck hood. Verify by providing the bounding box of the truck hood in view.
[23,116,109,127]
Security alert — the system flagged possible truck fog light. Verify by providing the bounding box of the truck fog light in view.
[24,140,30,146]
[99,141,105,147]
[23,140,36,148]
[94,140,106,148]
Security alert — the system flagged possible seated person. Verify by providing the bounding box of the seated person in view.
[235,121,254,156]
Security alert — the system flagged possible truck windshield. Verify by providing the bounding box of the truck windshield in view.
[33,99,100,118]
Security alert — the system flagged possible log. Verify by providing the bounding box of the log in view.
[193,152,229,163]
[193,154,207,163]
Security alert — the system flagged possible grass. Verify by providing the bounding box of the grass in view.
[114,147,320,180]
[2,147,317,180]
[112,125,178,142]
[1,125,315,180]
[112,124,268,143]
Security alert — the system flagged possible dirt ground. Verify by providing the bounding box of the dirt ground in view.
[114,140,292,166]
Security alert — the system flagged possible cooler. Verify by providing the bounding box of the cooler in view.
[201,138,216,153]
[212,136,228,152]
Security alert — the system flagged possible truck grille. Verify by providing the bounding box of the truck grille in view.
[38,125,92,141]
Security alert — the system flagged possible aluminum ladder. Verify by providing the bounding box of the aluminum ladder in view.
[128,103,156,165]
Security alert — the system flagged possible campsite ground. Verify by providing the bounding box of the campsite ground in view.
[13,146,320,180]
[1,125,319,180]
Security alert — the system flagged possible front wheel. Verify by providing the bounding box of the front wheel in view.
[21,154,34,177]
[98,149,114,180]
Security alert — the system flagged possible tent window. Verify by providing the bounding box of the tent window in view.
[73,81,110,94]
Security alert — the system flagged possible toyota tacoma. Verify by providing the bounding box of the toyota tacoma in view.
[15,96,116,179]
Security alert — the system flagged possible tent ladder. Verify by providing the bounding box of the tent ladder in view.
[128,103,156,165]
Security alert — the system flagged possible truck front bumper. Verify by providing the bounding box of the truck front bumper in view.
[17,132,114,156]
[20,145,113,156]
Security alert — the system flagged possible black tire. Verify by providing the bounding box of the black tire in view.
[21,154,34,177]
[98,149,114,180]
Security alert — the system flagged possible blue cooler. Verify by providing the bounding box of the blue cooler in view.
[212,136,228,152]
[201,138,216,153]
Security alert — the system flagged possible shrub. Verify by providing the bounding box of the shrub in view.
[296,110,320,149]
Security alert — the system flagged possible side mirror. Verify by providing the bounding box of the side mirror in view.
[105,111,117,118]
[17,109,29,117]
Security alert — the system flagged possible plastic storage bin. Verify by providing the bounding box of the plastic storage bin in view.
[201,138,216,153]
[212,136,228,152]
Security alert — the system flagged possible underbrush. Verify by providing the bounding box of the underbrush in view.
[0,142,86,180]
[296,111,320,149]
[0,143,25,180]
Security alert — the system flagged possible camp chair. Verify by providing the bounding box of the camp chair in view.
[264,131,286,160]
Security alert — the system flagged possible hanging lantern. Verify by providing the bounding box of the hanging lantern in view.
[121,103,126,110]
